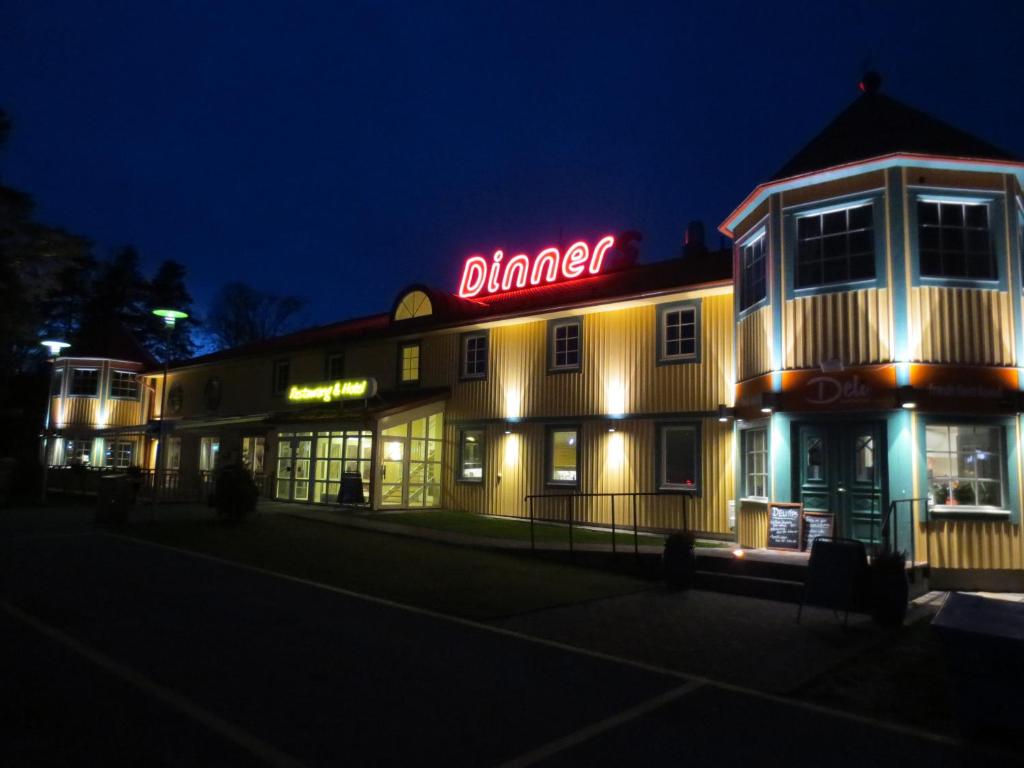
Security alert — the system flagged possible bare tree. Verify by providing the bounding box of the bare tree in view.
[206,281,305,349]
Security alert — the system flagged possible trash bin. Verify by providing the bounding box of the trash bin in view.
[96,474,135,524]
[932,592,1024,733]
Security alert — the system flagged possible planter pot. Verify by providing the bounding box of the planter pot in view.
[870,565,909,627]
[663,534,696,591]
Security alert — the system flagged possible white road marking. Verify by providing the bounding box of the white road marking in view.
[0,599,309,768]
[497,681,704,768]
[106,532,966,752]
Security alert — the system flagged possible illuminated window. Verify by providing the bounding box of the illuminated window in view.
[658,423,699,492]
[926,424,1004,509]
[399,342,421,384]
[242,436,266,474]
[461,332,488,379]
[272,360,290,396]
[548,318,581,371]
[66,439,92,465]
[739,231,767,310]
[457,427,485,482]
[105,441,134,469]
[657,301,700,363]
[70,368,100,396]
[546,426,579,486]
[743,428,768,498]
[200,437,220,472]
[918,201,995,280]
[796,204,875,288]
[110,370,139,399]
[394,290,433,320]
[166,437,182,471]
[326,352,345,380]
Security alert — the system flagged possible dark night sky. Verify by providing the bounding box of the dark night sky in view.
[3,1,1023,330]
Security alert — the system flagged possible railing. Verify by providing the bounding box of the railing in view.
[44,466,272,504]
[874,496,929,571]
[523,491,695,556]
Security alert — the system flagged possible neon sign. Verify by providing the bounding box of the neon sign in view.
[458,235,615,299]
[288,378,378,403]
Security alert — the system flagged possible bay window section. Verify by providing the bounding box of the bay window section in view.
[110,370,139,399]
[918,200,995,280]
[70,368,100,397]
[658,423,699,492]
[457,428,485,482]
[795,203,875,288]
[926,424,1004,510]
[739,232,767,310]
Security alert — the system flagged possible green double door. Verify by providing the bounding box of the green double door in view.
[796,421,886,546]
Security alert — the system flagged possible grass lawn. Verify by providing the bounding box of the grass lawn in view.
[366,509,720,548]
[124,511,651,621]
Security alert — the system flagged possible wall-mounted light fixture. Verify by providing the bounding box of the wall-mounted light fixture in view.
[760,392,778,414]
[896,385,917,410]
[716,404,734,423]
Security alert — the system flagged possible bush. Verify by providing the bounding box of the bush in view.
[663,531,696,591]
[213,464,258,521]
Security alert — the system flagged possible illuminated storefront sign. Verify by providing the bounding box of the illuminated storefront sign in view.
[458,235,615,299]
[288,378,378,403]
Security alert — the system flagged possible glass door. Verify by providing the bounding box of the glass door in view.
[380,430,406,507]
[292,435,312,501]
[275,435,293,499]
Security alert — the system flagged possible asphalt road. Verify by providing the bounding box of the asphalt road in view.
[0,516,999,767]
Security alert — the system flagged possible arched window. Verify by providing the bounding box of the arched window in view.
[394,290,433,321]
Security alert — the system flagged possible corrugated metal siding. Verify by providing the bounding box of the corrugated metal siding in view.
[737,499,769,548]
[444,418,733,533]
[57,397,98,426]
[737,306,772,381]
[445,293,734,421]
[916,520,1023,570]
[105,398,144,426]
[910,287,1015,366]
[784,287,892,369]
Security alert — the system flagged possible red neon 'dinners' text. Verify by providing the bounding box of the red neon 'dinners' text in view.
[458,235,615,299]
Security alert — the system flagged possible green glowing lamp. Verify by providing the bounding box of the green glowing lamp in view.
[152,308,189,328]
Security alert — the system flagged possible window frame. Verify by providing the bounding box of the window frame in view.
[656,299,701,365]
[742,426,769,500]
[924,422,1008,515]
[69,368,100,397]
[545,424,581,488]
[656,421,701,494]
[109,370,140,400]
[397,340,422,386]
[325,352,345,380]
[104,440,135,469]
[737,227,768,312]
[66,438,93,465]
[459,330,489,381]
[456,426,486,484]
[792,201,877,290]
[271,359,290,397]
[916,197,997,283]
[547,317,583,373]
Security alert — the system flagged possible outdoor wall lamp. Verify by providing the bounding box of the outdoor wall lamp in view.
[760,392,778,414]
[716,404,734,423]
[896,385,918,410]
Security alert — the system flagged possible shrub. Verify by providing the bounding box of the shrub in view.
[213,464,258,521]
[663,531,696,591]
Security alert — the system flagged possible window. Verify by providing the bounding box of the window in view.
[326,352,345,380]
[461,332,488,379]
[105,441,134,469]
[70,368,99,396]
[739,233,767,310]
[918,200,995,280]
[272,360,290,396]
[399,342,420,384]
[242,436,266,474]
[796,204,875,288]
[51,367,63,395]
[926,424,1004,509]
[743,428,768,498]
[110,370,139,399]
[66,439,92,465]
[548,318,582,371]
[547,427,579,486]
[457,427,485,482]
[200,437,220,472]
[166,437,182,471]
[657,301,699,363]
[658,423,699,491]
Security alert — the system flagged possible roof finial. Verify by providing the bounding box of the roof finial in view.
[859,70,882,94]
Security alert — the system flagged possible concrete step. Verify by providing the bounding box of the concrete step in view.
[695,551,809,584]
[694,569,805,603]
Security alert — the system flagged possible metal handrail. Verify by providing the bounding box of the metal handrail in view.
[876,496,928,566]
[523,490,696,556]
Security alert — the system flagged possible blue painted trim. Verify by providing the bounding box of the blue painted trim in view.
[722,155,1024,237]
[770,412,793,501]
[736,223,769,317]
[1009,191,1024,366]
[886,409,916,550]
[905,188,1009,291]
[769,196,784,372]
[887,169,910,363]
[783,190,888,299]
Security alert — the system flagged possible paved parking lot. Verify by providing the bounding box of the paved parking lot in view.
[0,509,999,766]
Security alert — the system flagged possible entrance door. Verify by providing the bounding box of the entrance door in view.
[274,433,313,502]
[380,436,406,507]
[797,421,885,546]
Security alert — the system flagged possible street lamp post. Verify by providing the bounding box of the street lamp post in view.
[151,309,188,507]
[40,339,71,503]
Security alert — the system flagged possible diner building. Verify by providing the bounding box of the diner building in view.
[44,77,1024,588]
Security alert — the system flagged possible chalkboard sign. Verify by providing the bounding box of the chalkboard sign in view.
[767,503,802,551]
[802,512,835,552]
[339,472,365,505]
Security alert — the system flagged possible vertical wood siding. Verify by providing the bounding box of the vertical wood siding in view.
[783,288,892,369]
[915,520,1023,570]
[909,287,1015,366]
[737,499,769,548]
[736,306,772,381]
[444,417,733,533]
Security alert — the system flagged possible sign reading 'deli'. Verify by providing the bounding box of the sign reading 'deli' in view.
[458,235,615,299]
[288,378,378,403]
